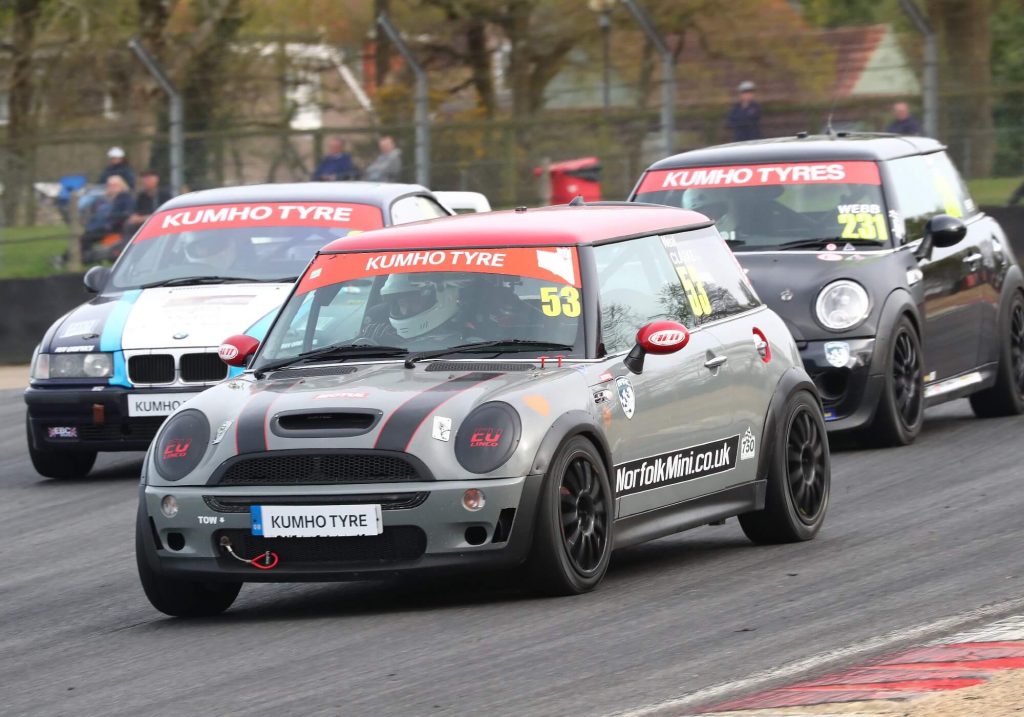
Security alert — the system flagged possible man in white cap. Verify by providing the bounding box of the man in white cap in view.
[726,80,762,142]
[97,146,136,190]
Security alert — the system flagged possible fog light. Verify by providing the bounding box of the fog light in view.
[462,489,485,512]
[160,495,179,518]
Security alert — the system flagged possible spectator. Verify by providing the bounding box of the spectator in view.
[726,80,762,142]
[80,175,134,262]
[123,170,171,236]
[97,146,136,190]
[363,135,403,182]
[312,137,359,181]
[885,102,923,136]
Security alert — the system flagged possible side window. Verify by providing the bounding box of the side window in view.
[660,230,761,324]
[593,236,696,355]
[390,195,449,225]
[886,153,974,242]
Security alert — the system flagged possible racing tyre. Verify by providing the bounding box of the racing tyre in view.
[26,416,96,479]
[136,508,241,617]
[739,390,829,544]
[865,317,923,447]
[528,436,613,596]
[969,291,1024,417]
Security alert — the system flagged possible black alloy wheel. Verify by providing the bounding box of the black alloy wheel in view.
[559,455,609,574]
[970,291,1024,417]
[785,406,828,523]
[892,329,923,429]
[1010,302,1024,396]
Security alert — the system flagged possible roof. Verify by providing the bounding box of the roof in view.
[159,182,432,211]
[321,204,711,252]
[647,133,945,170]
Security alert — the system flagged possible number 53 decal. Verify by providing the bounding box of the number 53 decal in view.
[540,286,581,317]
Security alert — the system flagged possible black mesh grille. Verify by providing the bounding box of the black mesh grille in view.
[128,355,175,384]
[425,362,533,372]
[214,527,427,566]
[213,452,427,485]
[76,417,165,442]
[180,353,228,383]
[268,365,358,379]
[203,493,429,513]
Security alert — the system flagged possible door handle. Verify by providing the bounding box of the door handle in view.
[963,253,983,264]
[704,355,728,369]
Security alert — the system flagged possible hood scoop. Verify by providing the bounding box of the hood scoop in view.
[271,409,382,438]
[268,365,358,380]
[425,361,534,372]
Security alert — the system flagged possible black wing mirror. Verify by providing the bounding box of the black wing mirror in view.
[915,214,966,261]
[83,266,111,293]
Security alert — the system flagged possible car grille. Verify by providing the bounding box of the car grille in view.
[214,527,427,566]
[77,416,165,442]
[211,451,429,486]
[128,355,175,384]
[203,493,429,513]
[180,352,227,383]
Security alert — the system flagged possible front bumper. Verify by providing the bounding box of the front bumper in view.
[25,384,196,452]
[140,475,545,582]
[799,337,883,432]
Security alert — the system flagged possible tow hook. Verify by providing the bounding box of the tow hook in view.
[219,535,279,570]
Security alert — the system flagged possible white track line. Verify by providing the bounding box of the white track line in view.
[608,595,1024,717]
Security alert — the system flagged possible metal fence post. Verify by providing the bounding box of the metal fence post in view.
[128,38,185,195]
[623,0,675,158]
[377,12,430,186]
[898,0,938,139]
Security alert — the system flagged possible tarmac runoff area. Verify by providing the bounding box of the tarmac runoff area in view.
[679,614,1024,717]
[0,365,28,390]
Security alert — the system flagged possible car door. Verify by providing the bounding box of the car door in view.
[884,154,985,382]
[592,235,736,519]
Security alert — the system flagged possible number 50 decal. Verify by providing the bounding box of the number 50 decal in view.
[540,286,581,317]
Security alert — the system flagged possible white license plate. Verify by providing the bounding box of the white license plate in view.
[250,505,383,538]
[127,393,199,417]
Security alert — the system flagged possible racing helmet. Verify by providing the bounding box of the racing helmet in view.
[682,187,729,220]
[183,233,234,263]
[380,273,459,338]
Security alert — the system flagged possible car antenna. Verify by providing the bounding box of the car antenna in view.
[824,92,839,139]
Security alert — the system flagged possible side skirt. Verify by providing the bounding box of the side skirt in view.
[612,480,766,550]
[923,364,997,407]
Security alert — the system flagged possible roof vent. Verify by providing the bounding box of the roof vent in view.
[514,206,528,213]
[796,131,809,139]
[568,195,585,206]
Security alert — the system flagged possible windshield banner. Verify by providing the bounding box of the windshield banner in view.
[637,161,881,193]
[297,247,581,294]
[135,202,385,241]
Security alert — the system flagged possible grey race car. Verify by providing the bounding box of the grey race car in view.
[137,203,831,616]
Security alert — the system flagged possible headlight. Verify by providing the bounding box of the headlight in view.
[455,402,522,474]
[154,409,210,481]
[815,280,870,331]
[37,352,114,379]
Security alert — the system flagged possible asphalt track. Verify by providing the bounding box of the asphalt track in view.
[1,388,1023,717]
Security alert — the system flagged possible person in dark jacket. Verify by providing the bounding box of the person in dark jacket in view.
[726,80,762,142]
[311,137,359,181]
[80,175,134,262]
[97,146,136,190]
[885,102,923,135]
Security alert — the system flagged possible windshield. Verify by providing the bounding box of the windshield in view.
[634,161,891,251]
[258,245,584,366]
[109,202,385,290]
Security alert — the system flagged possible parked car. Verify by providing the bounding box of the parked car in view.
[136,203,830,617]
[631,134,1024,445]
[25,182,456,479]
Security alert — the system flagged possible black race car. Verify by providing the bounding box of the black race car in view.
[631,133,1023,446]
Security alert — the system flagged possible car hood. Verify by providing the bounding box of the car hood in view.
[42,283,291,355]
[148,362,592,485]
[735,250,901,342]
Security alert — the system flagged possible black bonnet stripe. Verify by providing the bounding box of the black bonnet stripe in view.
[235,390,286,454]
[374,372,501,452]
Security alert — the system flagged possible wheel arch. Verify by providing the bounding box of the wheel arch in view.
[868,288,922,376]
[530,410,613,485]
[758,367,820,483]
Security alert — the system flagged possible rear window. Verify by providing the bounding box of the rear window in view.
[634,161,890,251]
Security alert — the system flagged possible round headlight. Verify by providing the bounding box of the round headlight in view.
[454,402,522,474]
[154,409,210,481]
[815,280,870,331]
[83,353,113,377]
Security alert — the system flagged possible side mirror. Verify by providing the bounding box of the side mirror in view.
[218,334,260,368]
[916,214,967,260]
[624,321,690,375]
[83,266,110,293]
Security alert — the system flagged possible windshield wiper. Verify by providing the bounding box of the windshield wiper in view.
[404,340,575,368]
[776,237,884,251]
[255,343,409,378]
[137,275,277,289]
